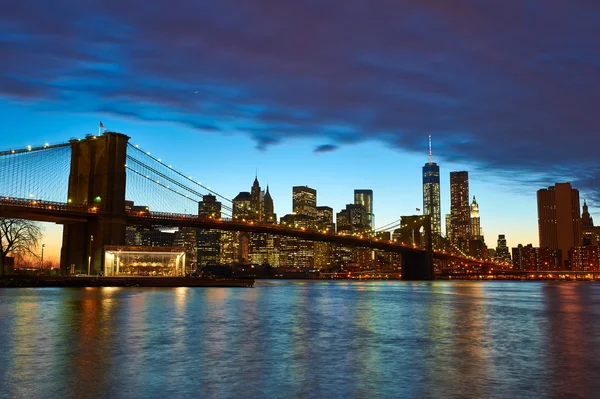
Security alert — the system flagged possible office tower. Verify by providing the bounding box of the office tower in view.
[198,194,221,218]
[232,192,252,220]
[278,213,314,269]
[336,204,368,234]
[292,186,317,217]
[450,171,471,249]
[316,206,335,231]
[197,194,222,268]
[422,135,441,240]
[470,196,481,239]
[250,176,263,222]
[494,234,512,263]
[263,186,276,223]
[537,182,582,265]
[354,189,374,229]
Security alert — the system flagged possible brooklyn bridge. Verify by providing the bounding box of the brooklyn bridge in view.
[0,132,502,280]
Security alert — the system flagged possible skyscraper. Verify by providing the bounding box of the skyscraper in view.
[354,190,374,229]
[354,189,374,229]
[450,171,471,249]
[293,186,317,217]
[470,195,481,239]
[263,186,276,223]
[582,200,594,227]
[494,234,512,263]
[423,135,441,240]
[537,182,582,265]
[250,176,263,222]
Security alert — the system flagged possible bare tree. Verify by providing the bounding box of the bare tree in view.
[0,218,43,277]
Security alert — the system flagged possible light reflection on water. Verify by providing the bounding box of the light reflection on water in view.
[1,281,600,398]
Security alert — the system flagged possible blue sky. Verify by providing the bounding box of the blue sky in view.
[2,1,599,258]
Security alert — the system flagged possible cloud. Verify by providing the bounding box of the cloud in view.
[1,0,600,203]
[313,144,338,154]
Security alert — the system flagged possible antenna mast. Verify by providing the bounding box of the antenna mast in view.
[428,134,433,164]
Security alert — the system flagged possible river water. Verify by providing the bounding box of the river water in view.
[1,281,599,399]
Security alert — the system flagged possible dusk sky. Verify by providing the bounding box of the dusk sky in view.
[2,1,600,259]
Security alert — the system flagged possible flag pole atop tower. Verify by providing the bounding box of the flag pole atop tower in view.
[99,121,106,136]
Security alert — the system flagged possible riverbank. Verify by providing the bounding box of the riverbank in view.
[0,275,254,288]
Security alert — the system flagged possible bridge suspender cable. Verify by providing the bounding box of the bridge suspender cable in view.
[127,143,233,204]
[125,156,233,213]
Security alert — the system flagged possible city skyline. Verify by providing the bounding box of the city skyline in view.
[1,125,596,261]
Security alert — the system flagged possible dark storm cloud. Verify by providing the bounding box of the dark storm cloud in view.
[2,0,600,202]
[314,145,338,154]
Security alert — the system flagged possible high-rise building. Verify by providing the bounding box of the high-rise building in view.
[450,171,471,249]
[537,182,582,265]
[263,186,276,223]
[250,177,263,222]
[470,196,481,239]
[354,189,374,229]
[198,194,221,218]
[174,227,197,273]
[292,186,317,217]
[582,200,594,227]
[336,204,368,234]
[423,135,441,240]
[197,194,222,268]
[232,192,252,221]
[494,234,512,263]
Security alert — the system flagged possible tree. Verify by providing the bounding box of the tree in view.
[0,218,43,277]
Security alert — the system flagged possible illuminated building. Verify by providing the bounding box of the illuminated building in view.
[537,182,582,266]
[263,186,276,223]
[470,196,481,239]
[336,204,369,234]
[250,176,263,222]
[173,227,197,273]
[422,135,441,241]
[278,213,314,269]
[198,194,221,218]
[232,192,252,220]
[141,229,175,247]
[512,244,562,271]
[314,206,334,269]
[450,171,471,250]
[494,235,512,263]
[104,246,186,276]
[197,194,222,268]
[354,189,374,229]
[445,213,452,241]
[569,246,599,271]
[293,186,317,217]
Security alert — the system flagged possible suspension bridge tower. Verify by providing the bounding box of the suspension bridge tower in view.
[60,132,130,274]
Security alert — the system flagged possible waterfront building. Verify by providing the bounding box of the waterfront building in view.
[569,246,599,272]
[173,227,197,273]
[450,171,471,251]
[354,189,374,229]
[422,135,441,241]
[537,182,582,266]
[512,244,562,271]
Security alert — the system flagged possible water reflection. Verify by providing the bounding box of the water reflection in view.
[2,282,600,398]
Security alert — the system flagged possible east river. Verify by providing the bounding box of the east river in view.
[1,281,599,398]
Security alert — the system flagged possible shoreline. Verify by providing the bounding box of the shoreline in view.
[0,275,254,288]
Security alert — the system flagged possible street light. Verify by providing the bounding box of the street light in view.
[41,244,45,269]
[88,235,94,275]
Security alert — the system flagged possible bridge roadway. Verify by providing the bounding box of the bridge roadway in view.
[0,197,498,265]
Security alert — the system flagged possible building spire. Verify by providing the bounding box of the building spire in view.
[428,134,433,164]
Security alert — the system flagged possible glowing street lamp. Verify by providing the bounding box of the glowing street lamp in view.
[41,244,45,269]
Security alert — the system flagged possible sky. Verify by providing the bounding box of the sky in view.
[2,1,600,259]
